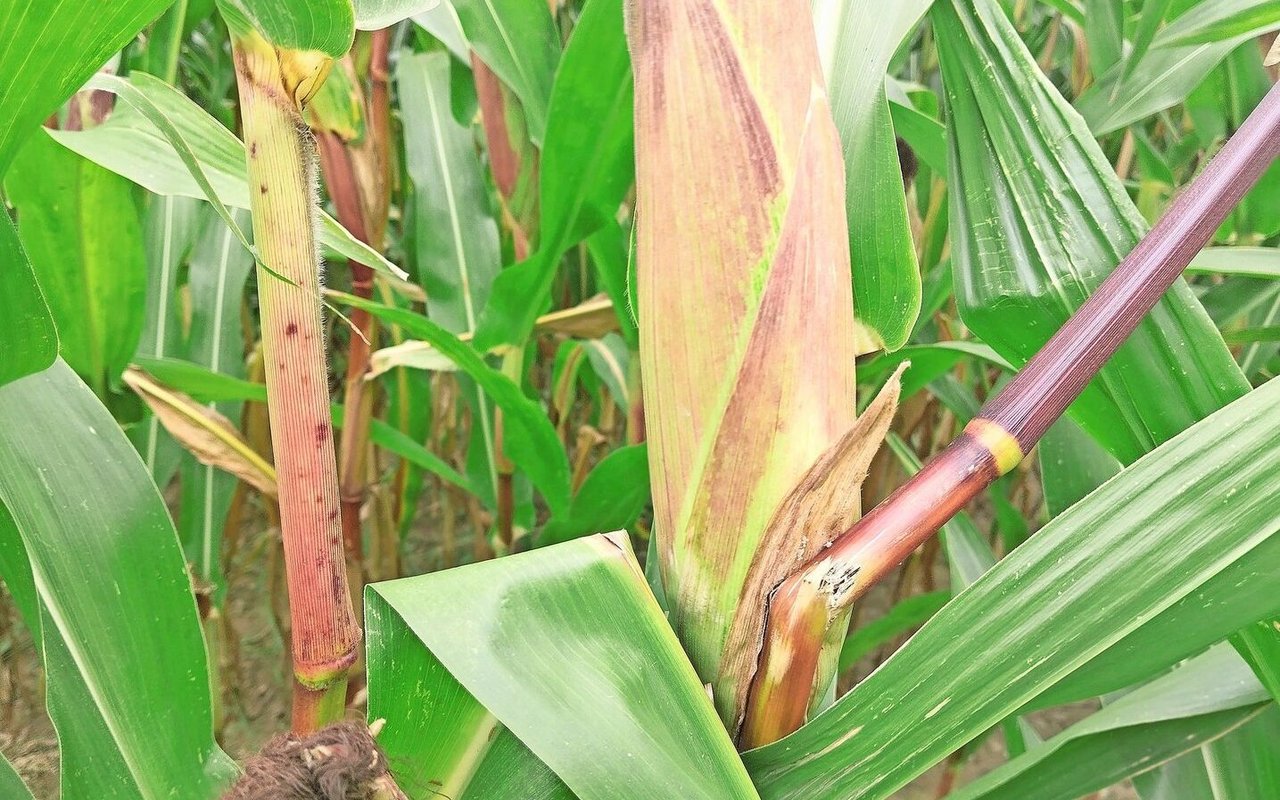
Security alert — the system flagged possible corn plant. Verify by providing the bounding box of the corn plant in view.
[1,0,1280,799]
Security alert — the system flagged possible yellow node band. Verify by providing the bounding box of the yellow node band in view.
[967,419,1024,476]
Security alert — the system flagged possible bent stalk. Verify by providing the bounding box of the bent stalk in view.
[743,79,1280,747]
[231,30,360,733]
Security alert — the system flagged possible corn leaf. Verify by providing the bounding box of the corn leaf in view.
[174,210,255,591]
[445,0,560,143]
[216,0,355,56]
[129,196,205,487]
[744,377,1280,800]
[812,0,928,351]
[935,0,1249,465]
[355,0,443,29]
[365,533,760,799]
[46,73,405,281]
[330,292,571,515]
[945,646,1272,800]
[0,0,169,176]
[1076,0,1280,134]
[0,751,32,800]
[5,135,147,397]
[472,0,633,350]
[539,444,649,545]
[0,361,235,799]
[0,198,57,389]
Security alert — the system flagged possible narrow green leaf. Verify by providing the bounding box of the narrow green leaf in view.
[131,196,205,486]
[1159,0,1280,47]
[398,49,503,507]
[1189,247,1280,278]
[0,361,234,799]
[6,135,148,396]
[366,534,760,799]
[1077,2,1280,134]
[331,291,571,515]
[814,0,928,350]
[0,750,33,800]
[177,210,254,590]
[1039,417,1121,518]
[945,646,1271,800]
[449,0,559,143]
[1121,0,1175,84]
[746,378,1280,800]
[888,99,947,176]
[539,444,649,546]
[47,72,405,281]
[1084,0,1125,78]
[399,50,501,334]
[0,207,57,389]
[473,0,633,350]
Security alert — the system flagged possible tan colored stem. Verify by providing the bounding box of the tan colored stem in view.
[232,34,360,732]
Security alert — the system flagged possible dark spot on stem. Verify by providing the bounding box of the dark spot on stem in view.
[259,184,268,195]
[285,322,298,336]
[249,142,258,157]
[315,423,329,443]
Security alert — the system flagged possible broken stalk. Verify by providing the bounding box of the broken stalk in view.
[741,80,1280,748]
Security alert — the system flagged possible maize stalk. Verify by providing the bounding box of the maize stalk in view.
[230,27,360,733]
[628,0,897,734]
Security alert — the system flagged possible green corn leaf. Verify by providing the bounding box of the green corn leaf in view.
[745,377,1280,800]
[176,210,254,593]
[0,0,170,176]
[447,0,560,143]
[1039,417,1121,518]
[398,49,504,510]
[1189,247,1280,278]
[0,0,171,389]
[217,0,355,56]
[46,72,405,281]
[888,99,948,176]
[539,444,650,546]
[5,135,148,398]
[0,204,57,389]
[472,0,634,351]
[813,0,929,351]
[1083,0,1124,79]
[1134,707,1280,800]
[0,361,235,799]
[355,0,445,29]
[399,50,501,334]
[0,745,33,800]
[130,196,205,487]
[330,291,571,515]
[944,645,1272,800]
[581,334,631,411]
[1077,0,1280,134]
[1158,0,1280,46]
[1121,0,1174,84]
[365,533,760,799]
[935,0,1249,465]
